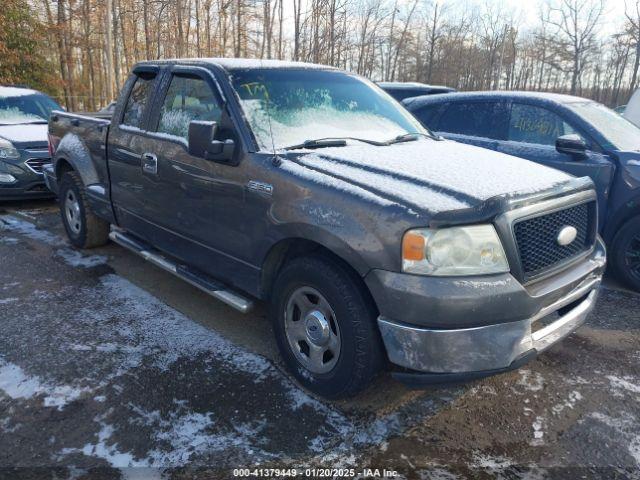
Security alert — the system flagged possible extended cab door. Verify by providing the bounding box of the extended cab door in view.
[429,100,509,151]
[496,102,614,222]
[107,67,162,235]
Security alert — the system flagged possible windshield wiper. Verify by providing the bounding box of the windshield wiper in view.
[385,132,435,145]
[283,137,386,151]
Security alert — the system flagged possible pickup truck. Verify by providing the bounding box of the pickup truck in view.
[45,59,606,398]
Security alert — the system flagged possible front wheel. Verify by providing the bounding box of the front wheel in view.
[270,255,384,399]
[59,171,110,249]
[611,216,640,292]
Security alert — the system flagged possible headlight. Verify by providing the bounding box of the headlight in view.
[0,138,19,160]
[402,225,509,276]
[0,173,17,184]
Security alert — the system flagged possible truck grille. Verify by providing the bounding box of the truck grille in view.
[514,202,595,279]
[25,158,52,174]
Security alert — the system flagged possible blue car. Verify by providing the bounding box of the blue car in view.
[404,91,640,291]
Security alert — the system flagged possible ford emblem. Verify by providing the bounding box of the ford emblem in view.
[557,226,578,246]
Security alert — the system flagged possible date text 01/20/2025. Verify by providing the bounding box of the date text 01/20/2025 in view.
[232,468,399,477]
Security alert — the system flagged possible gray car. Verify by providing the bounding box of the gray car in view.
[45,59,605,398]
[0,86,61,200]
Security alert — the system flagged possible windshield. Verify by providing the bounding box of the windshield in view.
[0,93,61,125]
[567,101,640,152]
[230,69,427,150]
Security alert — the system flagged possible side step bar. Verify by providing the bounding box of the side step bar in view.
[108,229,254,313]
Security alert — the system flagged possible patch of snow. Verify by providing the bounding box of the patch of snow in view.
[0,215,64,246]
[607,375,640,395]
[0,236,19,244]
[517,369,545,392]
[0,86,39,97]
[471,452,514,470]
[0,297,19,304]
[214,57,332,70]
[0,358,88,410]
[79,421,148,467]
[628,160,640,167]
[590,412,640,465]
[552,390,583,415]
[56,248,108,268]
[1,215,108,268]
[530,416,546,446]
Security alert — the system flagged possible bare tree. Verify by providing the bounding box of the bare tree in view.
[544,0,605,94]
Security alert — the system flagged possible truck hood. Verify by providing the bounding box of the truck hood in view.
[0,123,48,148]
[283,138,575,215]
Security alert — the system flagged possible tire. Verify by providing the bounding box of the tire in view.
[611,215,640,292]
[59,171,110,249]
[270,254,384,399]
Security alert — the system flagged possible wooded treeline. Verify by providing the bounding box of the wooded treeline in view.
[1,0,637,111]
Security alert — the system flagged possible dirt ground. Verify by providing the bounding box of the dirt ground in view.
[0,200,638,480]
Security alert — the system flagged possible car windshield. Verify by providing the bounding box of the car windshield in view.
[0,92,61,125]
[229,68,427,151]
[567,101,640,152]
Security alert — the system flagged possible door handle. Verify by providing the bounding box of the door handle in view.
[141,153,158,175]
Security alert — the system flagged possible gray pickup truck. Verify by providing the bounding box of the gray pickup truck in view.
[45,59,606,398]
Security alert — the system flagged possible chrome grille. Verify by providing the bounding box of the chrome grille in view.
[514,201,595,279]
[25,158,52,174]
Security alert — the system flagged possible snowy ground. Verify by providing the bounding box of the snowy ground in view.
[0,200,639,480]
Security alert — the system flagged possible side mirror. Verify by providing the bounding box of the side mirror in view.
[556,134,588,159]
[188,120,236,164]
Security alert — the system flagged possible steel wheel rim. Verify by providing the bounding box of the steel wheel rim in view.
[625,233,640,282]
[64,190,82,235]
[284,286,341,375]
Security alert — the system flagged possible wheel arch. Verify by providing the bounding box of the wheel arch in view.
[259,236,379,314]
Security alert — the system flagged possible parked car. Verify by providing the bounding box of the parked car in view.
[404,91,640,291]
[46,59,605,398]
[0,86,62,200]
[378,81,456,102]
[624,89,640,127]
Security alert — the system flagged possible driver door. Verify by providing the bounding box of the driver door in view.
[142,68,248,282]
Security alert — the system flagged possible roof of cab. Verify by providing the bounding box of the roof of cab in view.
[404,90,594,109]
[135,58,336,71]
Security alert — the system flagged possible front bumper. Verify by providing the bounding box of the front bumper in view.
[370,238,606,378]
[0,150,54,200]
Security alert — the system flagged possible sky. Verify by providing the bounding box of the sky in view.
[482,0,627,36]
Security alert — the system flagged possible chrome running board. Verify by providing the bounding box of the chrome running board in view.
[108,228,254,313]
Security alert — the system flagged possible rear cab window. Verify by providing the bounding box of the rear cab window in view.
[120,71,157,129]
[436,101,508,140]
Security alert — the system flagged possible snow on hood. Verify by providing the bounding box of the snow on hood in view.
[0,123,48,146]
[285,138,573,214]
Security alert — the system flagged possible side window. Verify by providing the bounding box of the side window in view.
[156,74,222,140]
[437,102,507,140]
[121,73,156,129]
[413,104,440,129]
[509,103,577,146]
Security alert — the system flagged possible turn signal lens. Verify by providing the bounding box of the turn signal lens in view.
[402,232,425,261]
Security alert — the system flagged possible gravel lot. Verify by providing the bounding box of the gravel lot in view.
[0,200,639,480]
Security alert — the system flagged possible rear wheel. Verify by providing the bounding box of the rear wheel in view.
[59,171,109,249]
[270,255,384,399]
[611,216,640,292]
